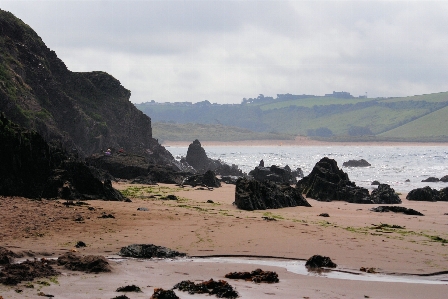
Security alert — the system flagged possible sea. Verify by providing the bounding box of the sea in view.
[166,145,448,193]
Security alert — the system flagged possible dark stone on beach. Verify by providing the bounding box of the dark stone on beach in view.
[422,177,439,182]
[370,184,401,204]
[371,180,380,185]
[319,213,330,217]
[137,207,149,211]
[342,159,371,167]
[220,175,240,185]
[99,213,115,218]
[174,279,239,299]
[116,285,142,292]
[0,259,60,285]
[57,252,111,273]
[162,194,178,200]
[438,187,448,202]
[207,200,214,203]
[440,175,448,182]
[405,179,411,182]
[297,157,371,203]
[0,247,19,265]
[370,206,424,216]
[118,244,187,259]
[235,177,311,211]
[305,255,337,269]
[150,288,179,299]
[225,268,279,283]
[75,241,87,248]
[182,170,221,188]
[249,164,303,184]
[406,186,439,202]
[112,296,130,299]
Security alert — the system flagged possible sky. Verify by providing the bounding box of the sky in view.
[2,0,448,104]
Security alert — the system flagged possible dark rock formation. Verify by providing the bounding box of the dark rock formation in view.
[116,285,142,292]
[0,259,60,285]
[422,177,439,182]
[249,164,303,184]
[150,289,179,299]
[184,140,243,176]
[305,255,337,268]
[0,114,128,200]
[118,244,187,259]
[297,157,371,203]
[370,184,401,204]
[406,186,439,202]
[342,159,371,167]
[182,170,221,188]
[225,268,279,283]
[0,10,174,161]
[371,180,380,185]
[174,279,239,299]
[370,206,424,216]
[57,252,111,272]
[0,247,19,265]
[235,177,311,211]
[440,175,448,182]
[438,187,448,201]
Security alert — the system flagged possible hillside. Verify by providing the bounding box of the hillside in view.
[137,92,448,142]
[0,10,171,162]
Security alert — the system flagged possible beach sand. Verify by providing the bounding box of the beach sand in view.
[1,182,447,298]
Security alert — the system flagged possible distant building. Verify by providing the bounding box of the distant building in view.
[324,91,354,98]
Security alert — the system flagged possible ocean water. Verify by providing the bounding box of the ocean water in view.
[166,145,448,193]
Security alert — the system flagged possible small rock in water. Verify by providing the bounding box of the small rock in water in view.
[305,255,337,268]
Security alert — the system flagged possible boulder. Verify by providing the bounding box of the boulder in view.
[297,157,371,203]
[438,187,448,201]
[370,184,401,204]
[57,252,111,272]
[182,170,221,188]
[249,164,303,184]
[371,180,380,185]
[118,244,187,259]
[440,175,448,182]
[235,178,311,211]
[305,255,337,268]
[422,177,439,182]
[0,247,19,265]
[406,186,439,202]
[0,259,60,285]
[342,159,371,167]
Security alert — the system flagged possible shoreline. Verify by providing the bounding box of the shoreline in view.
[161,136,448,147]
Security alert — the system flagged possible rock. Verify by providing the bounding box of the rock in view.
[406,186,439,202]
[118,244,186,259]
[75,241,87,248]
[235,178,311,211]
[150,288,179,299]
[161,195,178,200]
[370,184,401,204]
[318,213,330,217]
[305,255,337,268]
[422,177,439,182]
[405,179,411,182]
[440,175,448,182]
[249,164,303,184]
[116,285,142,292]
[174,279,239,299]
[297,157,371,203]
[137,207,149,211]
[438,187,448,201]
[57,252,111,273]
[225,268,279,283]
[342,159,371,167]
[0,259,60,285]
[0,247,19,265]
[220,175,240,185]
[371,180,380,185]
[370,206,424,216]
[182,170,221,188]
[112,295,130,299]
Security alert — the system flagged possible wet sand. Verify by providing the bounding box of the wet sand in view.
[1,183,447,298]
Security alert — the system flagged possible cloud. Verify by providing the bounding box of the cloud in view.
[3,0,448,103]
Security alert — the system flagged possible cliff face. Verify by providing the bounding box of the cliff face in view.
[0,10,168,161]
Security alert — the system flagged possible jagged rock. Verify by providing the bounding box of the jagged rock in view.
[0,247,19,265]
[343,159,371,167]
[370,206,424,216]
[422,177,440,182]
[225,268,279,283]
[249,164,303,184]
[116,285,142,292]
[297,157,371,203]
[150,289,179,299]
[235,178,311,211]
[185,140,243,176]
[370,184,401,204]
[174,279,238,299]
[0,259,60,285]
[182,170,221,188]
[57,252,111,272]
[305,255,337,268]
[118,244,187,259]
[440,175,448,182]
[406,186,439,202]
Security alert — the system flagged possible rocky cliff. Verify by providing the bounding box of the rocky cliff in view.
[0,10,171,163]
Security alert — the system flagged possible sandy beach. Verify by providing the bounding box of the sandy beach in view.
[1,181,447,298]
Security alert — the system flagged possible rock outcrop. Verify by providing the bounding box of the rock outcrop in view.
[370,206,424,216]
[297,157,371,203]
[0,10,172,163]
[184,139,243,176]
[342,159,371,167]
[370,184,401,204]
[182,170,221,188]
[249,164,303,184]
[406,186,439,202]
[118,244,187,259]
[235,177,311,211]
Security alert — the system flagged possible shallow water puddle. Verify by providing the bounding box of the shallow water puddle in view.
[168,257,448,285]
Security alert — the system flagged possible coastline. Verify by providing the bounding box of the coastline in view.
[161,136,448,147]
[1,182,447,298]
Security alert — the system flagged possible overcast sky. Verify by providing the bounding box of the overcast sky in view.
[2,0,448,104]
